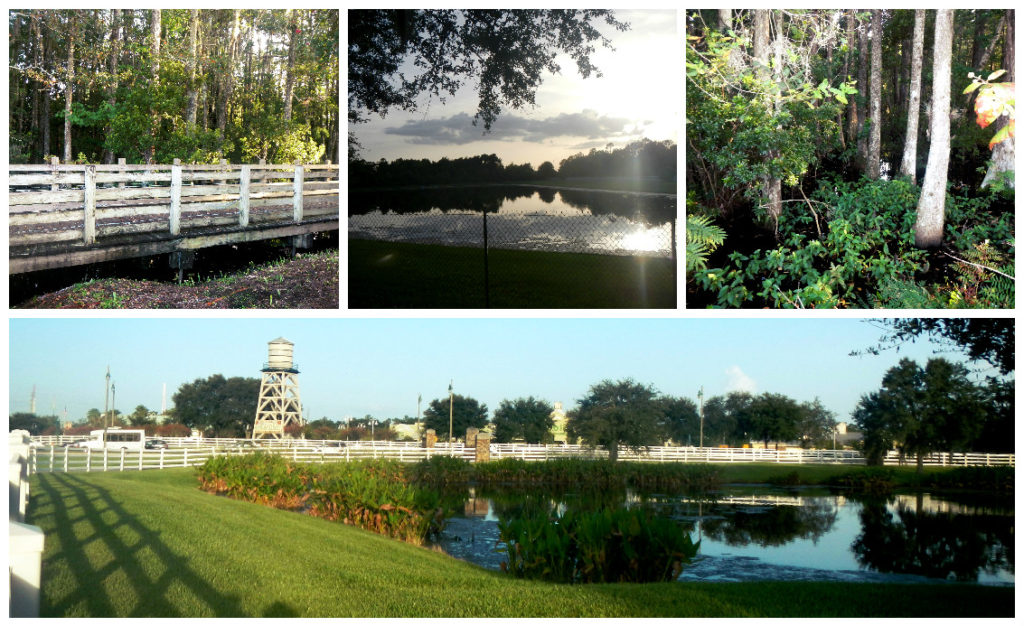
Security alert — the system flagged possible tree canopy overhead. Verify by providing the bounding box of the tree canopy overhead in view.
[9,9,339,164]
[348,10,628,131]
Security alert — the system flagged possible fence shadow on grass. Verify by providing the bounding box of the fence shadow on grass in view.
[32,472,247,617]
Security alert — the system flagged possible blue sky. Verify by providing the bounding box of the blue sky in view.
[354,10,679,166]
[8,317,991,426]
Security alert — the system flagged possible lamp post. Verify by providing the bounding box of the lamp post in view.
[448,380,454,446]
[698,386,704,449]
[103,367,111,450]
[370,419,378,441]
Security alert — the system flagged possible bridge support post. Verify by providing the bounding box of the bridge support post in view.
[293,160,304,222]
[169,250,196,282]
[291,234,313,257]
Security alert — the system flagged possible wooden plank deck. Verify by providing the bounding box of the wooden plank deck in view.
[9,161,339,274]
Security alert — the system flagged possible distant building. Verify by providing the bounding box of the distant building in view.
[550,402,568,443]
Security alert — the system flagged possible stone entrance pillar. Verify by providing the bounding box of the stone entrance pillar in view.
[424,429,437,448]
[466,427,479,448]
[475,432,491,463]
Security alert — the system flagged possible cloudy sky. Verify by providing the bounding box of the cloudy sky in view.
[351,10,679,167]
[9,317,990,428]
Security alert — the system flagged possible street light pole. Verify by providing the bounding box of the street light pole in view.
[103,366,111,450]
[448,380,454,446]
[698,386,704,449]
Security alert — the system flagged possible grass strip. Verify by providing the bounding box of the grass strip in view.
[348,238,676,308]
[26,469,1012,617]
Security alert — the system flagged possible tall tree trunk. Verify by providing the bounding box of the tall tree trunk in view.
[146,9,162,164]
[753,10,769,62]
[914,10,955,248]
[41,12,52,160]
[32,12,44,162]
[855,13,868,170]
[866,9,882,179]
[983,9,1015,189]
[752,10,782,229]
[899,9,925,183]
[283,9,299,122]
[63,13,77,163]
[217,10,241,140]
[845,10,858,149]
[718,9,731,31]
[185,9,200,127]
[103,9,121,164]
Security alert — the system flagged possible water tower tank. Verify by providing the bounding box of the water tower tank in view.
[266,337,295,371]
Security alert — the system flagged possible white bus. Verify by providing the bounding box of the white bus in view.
[84,429,146,451]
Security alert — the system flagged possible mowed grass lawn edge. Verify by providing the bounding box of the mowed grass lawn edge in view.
[26,469,1013,618]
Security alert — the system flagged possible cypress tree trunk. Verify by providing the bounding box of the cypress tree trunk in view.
[914,9,955,248]
[899,9,925,183]
[867,9,882,179]
[283,9,298,122]
[855,14,868,170]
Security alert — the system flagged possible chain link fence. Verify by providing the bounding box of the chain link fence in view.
[349,208,677,307]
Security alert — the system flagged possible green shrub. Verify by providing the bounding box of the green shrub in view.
[197,454,445,544]
[499,507,699,584]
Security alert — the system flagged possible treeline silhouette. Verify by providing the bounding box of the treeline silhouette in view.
[349,139,676,188]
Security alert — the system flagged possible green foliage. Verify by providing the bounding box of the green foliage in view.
[421,393,488,442]
[172,374,260,437]
[695,178,928,308]
[491,396,554,444]
[499,506,699,583]
[685,210,727,273]
[197,454,446,544]
[568,379,664,461]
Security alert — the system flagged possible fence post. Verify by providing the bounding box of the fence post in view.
[239,164,251,227]
[49,446,55,472]
[50,156,60,191]
[9,521,45,617]
[170,160,182,235]
[258,158,267,185]
[293,160,304,222]
[104,448,109,472]
[183,448,188,467]
[63,448,68,472]
[159,449,165,470]
[483,209,490,308]
[83,165,97,244]
[86,447,91,472]
[119,448,126,471]
[139,448,144,471]
[118,157,127,189]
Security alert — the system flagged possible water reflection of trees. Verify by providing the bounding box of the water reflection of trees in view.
[349,186,676,224]
[699,500,838,547]
[852,494,1014,582]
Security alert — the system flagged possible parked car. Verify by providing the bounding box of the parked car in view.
[145,439,169,450]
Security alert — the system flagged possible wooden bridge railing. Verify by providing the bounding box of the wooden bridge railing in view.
[9,158,339,274]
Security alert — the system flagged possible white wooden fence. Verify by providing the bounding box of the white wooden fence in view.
[26,437,1014,474]
[9,159,339,273]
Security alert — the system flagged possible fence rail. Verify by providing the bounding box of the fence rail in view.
[27,437,1013,473]
[9,159,339,274]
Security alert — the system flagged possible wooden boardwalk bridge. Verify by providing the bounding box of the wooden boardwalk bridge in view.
[9,160,339,274]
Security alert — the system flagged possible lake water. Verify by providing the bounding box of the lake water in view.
[348,186,676,257]
[435,486,1014,586]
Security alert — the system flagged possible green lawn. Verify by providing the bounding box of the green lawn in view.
[26,469,1012,617]
[348,238,676,308]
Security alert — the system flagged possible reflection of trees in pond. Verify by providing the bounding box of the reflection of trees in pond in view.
[536,188,557,204]
[349,186,535,216]
[852,495,1014,582]
[699,500,838,547]
[349,186,676,224]
[557,189,676,225]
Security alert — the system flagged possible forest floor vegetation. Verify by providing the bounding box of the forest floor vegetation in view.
[14,249,339,309]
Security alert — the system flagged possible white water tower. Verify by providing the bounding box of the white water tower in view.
[251,337,304,439]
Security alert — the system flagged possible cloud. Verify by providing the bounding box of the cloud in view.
[384,110,642,145]
[725,365,757,393]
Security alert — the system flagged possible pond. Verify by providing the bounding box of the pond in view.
[348,186,676,257]
[434,486,1014,586]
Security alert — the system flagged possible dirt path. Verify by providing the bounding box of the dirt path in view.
[14,249,339,309]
